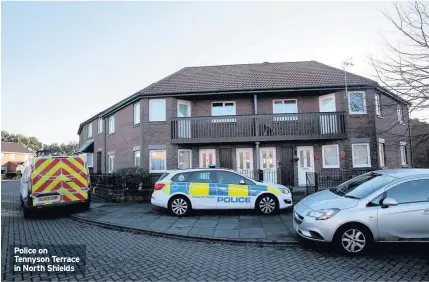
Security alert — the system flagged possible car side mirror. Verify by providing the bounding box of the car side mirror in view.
[381,198,398,208]
[239,179,246,185]
[22,179,28,184]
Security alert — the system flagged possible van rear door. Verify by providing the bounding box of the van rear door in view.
[31,156,89,206]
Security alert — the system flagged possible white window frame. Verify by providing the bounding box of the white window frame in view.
[352,143,371,168]
[273,99,298,121]
[86,153,94,168]
[375,93,381,117]
[178,149,192,169]
[133,102,141,125]
[88,123,93,139]
[98,118,103,134]
[134,150,140,167]
[400,141,407,166]
[211,101,236,122]
[10,153,15,160]
[149,150,167,173]
[149,99,166,122]
[108,154,115,173]
[378,138,386,168]
[397,105,404,124]
[108,116,115,134]
[348,91,367,115]
[322,144,340,168]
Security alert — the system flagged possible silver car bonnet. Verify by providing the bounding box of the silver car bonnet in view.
[300,189,359,210]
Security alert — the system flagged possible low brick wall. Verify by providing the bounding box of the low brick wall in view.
[92,186,153,203]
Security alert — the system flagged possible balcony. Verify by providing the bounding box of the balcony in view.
[171,111,346,144]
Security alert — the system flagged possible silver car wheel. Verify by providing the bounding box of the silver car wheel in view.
[171,198,188,215]
[259,197,276,214]
[341,229,366,253]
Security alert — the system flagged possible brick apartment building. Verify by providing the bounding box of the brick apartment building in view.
[1,141,33,176]
[77,61,411,186]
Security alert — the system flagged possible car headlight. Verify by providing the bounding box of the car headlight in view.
[306,208,340,220]
[280,188,290,194]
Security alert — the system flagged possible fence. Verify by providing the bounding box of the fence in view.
[238,169,282,184]
[306,169,374,195]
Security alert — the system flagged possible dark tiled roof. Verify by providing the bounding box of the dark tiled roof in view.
[139,61,377,95]
[1,141,32,153]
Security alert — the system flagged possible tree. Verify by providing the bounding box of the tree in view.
[371,1,429,114]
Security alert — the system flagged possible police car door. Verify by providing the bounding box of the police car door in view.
[188,170,217,209]
[215,171,251,209]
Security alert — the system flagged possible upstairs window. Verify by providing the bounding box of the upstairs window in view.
[108,116,115,134]
[88,123,92,139]
[397,105,404,124]
[98,118,103,134]
[378,139,386,168]
[273,99,298,120]
[375,93,381,117]
[212,101,236,122]
[400,141,408,166]
[149,99,166,122]
[134,102,141,125]
[348,91,367,114]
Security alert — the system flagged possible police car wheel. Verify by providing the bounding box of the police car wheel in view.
[169,196,191,216]
[256,195,278,214]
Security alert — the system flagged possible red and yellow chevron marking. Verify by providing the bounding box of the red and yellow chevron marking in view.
[31,157,88,196]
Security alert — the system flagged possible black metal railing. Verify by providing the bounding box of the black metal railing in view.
[238,168,282,184]
[306,169,375,194]
[171,111,346,143]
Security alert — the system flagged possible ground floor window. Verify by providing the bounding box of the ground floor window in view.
[108,154,115,173]
[352,143,371,168]
[378,139,386,168]
[150,150,166,172]
[199,149,216,168]
[322,145,339,168]
[134,150,140,167]
[178,149,192,169]
[86,153,94,168]
[400,141,408,166]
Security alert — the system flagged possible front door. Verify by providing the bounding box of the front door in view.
[219,148,233,169]
[236,148,253,179]
[280,146,294,186]
[319,94,337,134]
[297,146,314,186]
[177,100,191,138]
[260,147,277,183]
[199,149,216,168]
[378,179,429,240]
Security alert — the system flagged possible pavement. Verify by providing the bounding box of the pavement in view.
[2,180,429,281]
[71,202,299,244]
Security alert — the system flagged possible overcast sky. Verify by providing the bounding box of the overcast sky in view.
[2,1,426,144]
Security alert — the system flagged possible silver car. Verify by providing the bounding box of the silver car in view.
[293,169,429,254]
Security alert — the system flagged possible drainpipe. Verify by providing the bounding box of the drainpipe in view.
[254,94,260,170]
[408,109,413,167]
[104,117,107,174]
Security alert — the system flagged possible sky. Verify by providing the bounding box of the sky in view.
[2,1,427,144]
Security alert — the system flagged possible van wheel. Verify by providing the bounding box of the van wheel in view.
[168,196,191,216]
[256,194,278,214]
[23,207,31,219]
[334,224,372,255]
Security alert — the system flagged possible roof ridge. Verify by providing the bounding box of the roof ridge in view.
[183,60,315,69]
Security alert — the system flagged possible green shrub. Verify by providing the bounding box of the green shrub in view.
[111,167,161,191]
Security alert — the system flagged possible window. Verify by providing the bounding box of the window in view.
[215,171,254,185]
[86,153,93,168]
[149,99,166,122]
[134,150,140,167]
[375,93,381,117]
[10,153,15,160]
[172,172,191,182]
[178,149,192,169]
[348,91,367,114]
[386,179,429,204]
[98,118,103,134]
[133,102,141,125]
[108,116,115,134]
[108,154,115,173]
[189,171,215,183]
[352,143,371,168]
[397,105,404,124]
[211,101,236,122]
[400,141,408,166]
[1,153,4,159]
[379,139,386,168]
[322,145,340,168]
[150,150,166,173]
[88,123,92,139]
[273,99,298,120]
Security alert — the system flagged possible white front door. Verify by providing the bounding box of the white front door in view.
[297,146,314,186]
[177,100,191,138]
[236,148,253,179]
[259,147,277,183]
[199,149,216,168]
[319,94,337,134]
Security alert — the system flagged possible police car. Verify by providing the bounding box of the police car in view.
[151,168,293,216]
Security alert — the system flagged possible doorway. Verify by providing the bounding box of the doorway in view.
[297,146,314,186]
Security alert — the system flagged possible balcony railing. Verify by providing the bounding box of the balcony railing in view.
[171,111,346,143]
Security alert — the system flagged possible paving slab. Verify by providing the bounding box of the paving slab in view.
[71,202,299,244]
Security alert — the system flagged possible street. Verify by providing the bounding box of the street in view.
[1,181,428,281]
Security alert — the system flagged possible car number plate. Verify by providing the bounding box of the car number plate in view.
[38,196,59,202]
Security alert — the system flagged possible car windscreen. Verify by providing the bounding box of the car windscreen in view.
[329,172,396,199]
